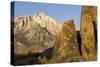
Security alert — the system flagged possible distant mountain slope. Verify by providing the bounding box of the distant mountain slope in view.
[13,12,62,55]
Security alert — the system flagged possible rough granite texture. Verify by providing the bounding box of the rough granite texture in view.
[52,20,80,62]
[80,6,97,61]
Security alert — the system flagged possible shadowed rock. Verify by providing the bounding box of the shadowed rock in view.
[77,30,82,56]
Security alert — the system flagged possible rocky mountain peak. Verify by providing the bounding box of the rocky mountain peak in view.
[14,12,62,36]
[13,12,62,55]
[34,12,46,17]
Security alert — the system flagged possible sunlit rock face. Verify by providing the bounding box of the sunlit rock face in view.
[80,6,97,61]
[52,20,80,62]
[13,12,62,55]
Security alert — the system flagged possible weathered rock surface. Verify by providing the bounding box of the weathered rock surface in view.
[52,20,80,62]
[15,12,62,36]
[80,6,97,61]
[13,12,62,55]
[81,6,97,27]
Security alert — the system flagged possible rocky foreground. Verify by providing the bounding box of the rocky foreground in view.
[11,6,97,65]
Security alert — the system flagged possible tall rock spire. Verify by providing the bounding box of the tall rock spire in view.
[80,6,97,61]
[52,20,80,62]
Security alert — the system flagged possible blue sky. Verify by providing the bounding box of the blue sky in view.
[12,1,82,29]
